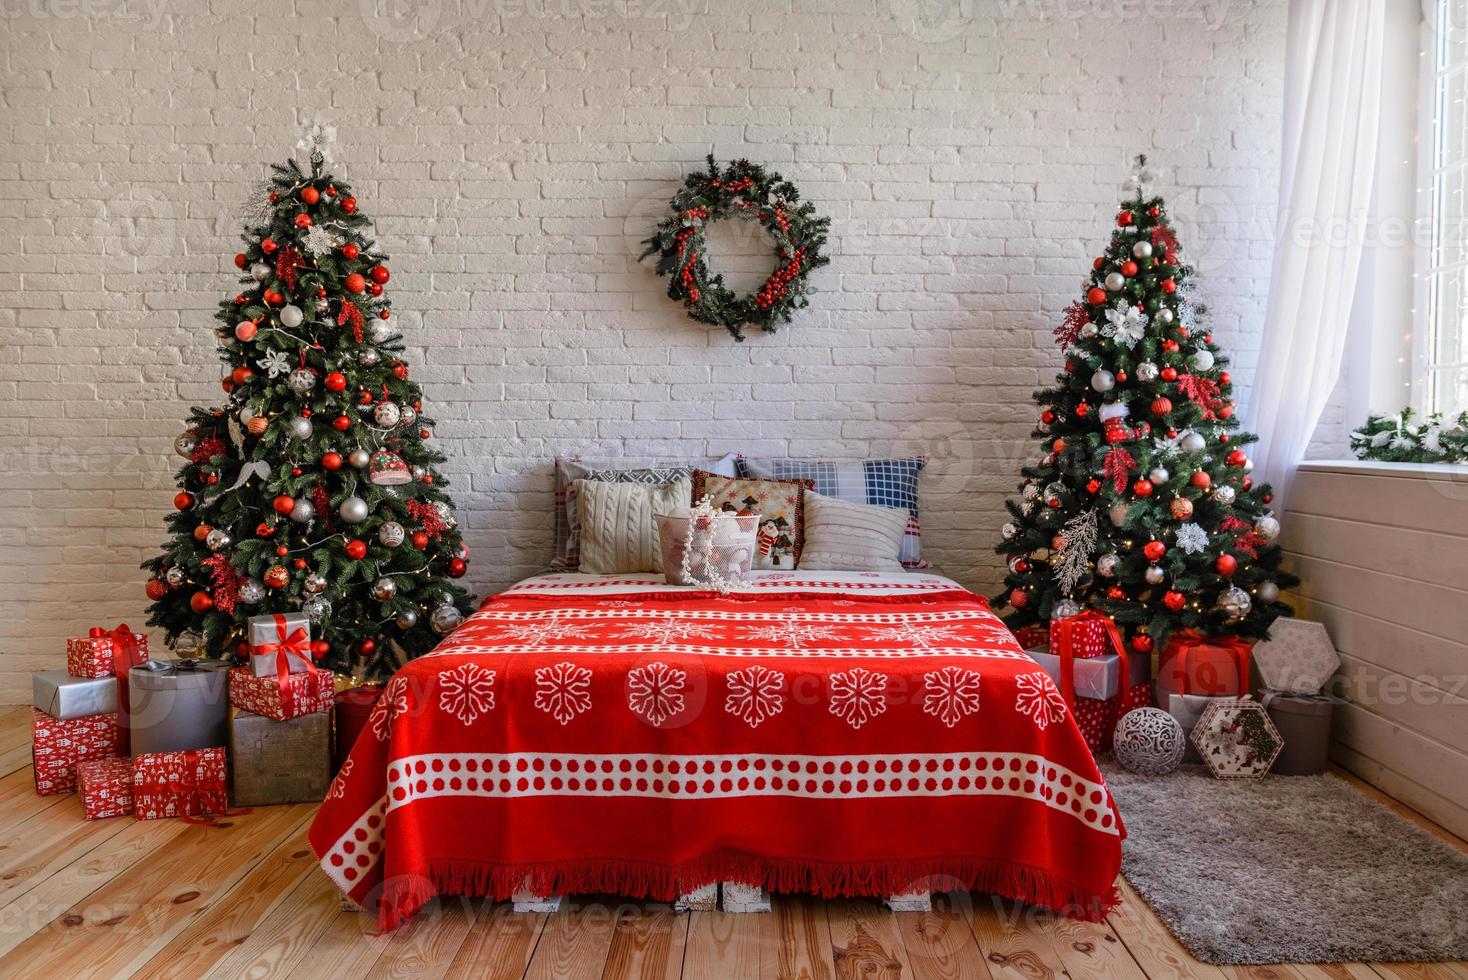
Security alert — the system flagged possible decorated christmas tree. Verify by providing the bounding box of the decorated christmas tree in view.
[143,133,475,680]
[993,157,1296,656]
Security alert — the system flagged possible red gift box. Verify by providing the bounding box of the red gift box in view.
[1011,625,1049,650]
[78,757,134,819]
[228,665,333,721]
[333,684,383,773]
[1158,631,1253,697]
[1049,611,1112,659]
[32,708,121,796]
[132,747,228,820]
[66,626,149,679]
[1072,682,1153,754]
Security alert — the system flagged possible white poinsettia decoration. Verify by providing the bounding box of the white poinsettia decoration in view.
[301,223,339,258]
[1176,522,1209,554]
[296,114,337,165]
[1102,300,1148,348]
[257,349,291,378]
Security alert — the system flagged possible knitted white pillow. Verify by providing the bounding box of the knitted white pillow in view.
[797,491,908,572]
[576,477,692,574]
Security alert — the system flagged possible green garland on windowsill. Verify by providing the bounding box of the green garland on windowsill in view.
[1350,407,1468,464]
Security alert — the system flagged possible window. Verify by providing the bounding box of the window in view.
[1419,0,1468,414]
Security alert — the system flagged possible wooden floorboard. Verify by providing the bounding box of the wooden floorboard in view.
[0,720,1464,978]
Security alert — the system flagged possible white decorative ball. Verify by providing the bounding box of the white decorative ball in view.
[289,498,315,523]
[374,401,401,428]
[338,495,369,524]
[1091,369,1116,393]
[1149,466,1170,484]
[288,415,313,440]
[249,262,272,282]
[1097,552,1121,576]
[302,596,331,624]
[1021,483,1040,501]
[1113,708,1187,775]
[1257,580,1280,603]
[1001,522,1017,541]
[287,368,317,393]
[1132,241,1154,259]
[1190,349,1215,371]
[1255,515,1280,542]
[1213,484,1236,505]
[174,431,197,458]
[369,319,394,344]
[279,304,304,329]
[1219,586,1252,619]
[1180,431,1207,453]
[1052,598,1081,620]
[1145,564,1166,585]
[239,578,266,604]
[1158,308,1175,324]
[430,604,464,636]
[1105,272,1126,291]
[378,521,406,548]
[1109,503,1129,527]
[1136,361,1159,382]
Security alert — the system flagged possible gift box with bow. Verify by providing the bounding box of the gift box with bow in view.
[1158,631,1253,697]
[228,665,333,722]
[132,746,228,820]
[66,626,149,679]
[1048,611,1113,659]
[78,757,134,820]
[1043,610,1153,754]
[32,708,121,796]
[127,659,231,756]
[247,612,312,678]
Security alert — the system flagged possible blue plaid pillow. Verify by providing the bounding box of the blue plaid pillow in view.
[736,457,927,568]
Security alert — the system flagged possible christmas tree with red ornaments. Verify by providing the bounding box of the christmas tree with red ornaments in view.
[994,157,1295,656]
[143,138,475,680]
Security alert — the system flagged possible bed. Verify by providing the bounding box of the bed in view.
[309,570,1124,930]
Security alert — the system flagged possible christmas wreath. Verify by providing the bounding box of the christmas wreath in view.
[640,156,830,341]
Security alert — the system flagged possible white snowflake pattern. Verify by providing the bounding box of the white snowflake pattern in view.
[626,662,687,726]
[922,667,983,728]
[1014,672,1069,731]
[860,623,974,649]
[369,677,410,742]
[616,620,724,644]
[737,622,845,648]
[724,666,785,728]
[828,668,890,730]
[1101,301,1148,348]
[1175,522,1209,555]
[438,663,496,726]
[487,617,598,647]
[328,759,353,799]
[534,661,593,725]
[257,349,291,378]
[301,223,339,259]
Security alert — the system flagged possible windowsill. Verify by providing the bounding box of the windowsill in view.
[1297,458,1468,480]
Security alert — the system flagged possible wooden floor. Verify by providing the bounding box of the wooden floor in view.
[2,708,1466,980]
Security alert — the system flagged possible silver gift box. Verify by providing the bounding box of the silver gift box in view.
[247,612,312,677]
[1023,647,1150,702]
[128,658,231,755]
[32,671,117,720]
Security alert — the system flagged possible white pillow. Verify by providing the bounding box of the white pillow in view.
[797,491,908,572]
[577,477,692,574]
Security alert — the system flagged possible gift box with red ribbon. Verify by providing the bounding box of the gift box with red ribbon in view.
[132,746,228,820]
[32,708,121,796]
[1044,610,1153,755]
[78,757,134,819]
[229,665,333,722]
[1049,611,1112,659]
[1011,625,1049,651]
[1158,631,1254,697]
[62,624,148,755]
[66,626,149,679]
[247,612,312,678]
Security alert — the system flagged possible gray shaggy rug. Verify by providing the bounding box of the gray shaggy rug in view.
[1105,765,1468,965]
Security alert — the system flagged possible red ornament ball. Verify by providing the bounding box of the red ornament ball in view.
[1190,470,1212,489]
[1009,589,1028,609]
[369,265,390,284]
[1160,366,1179,382]
[344,273,366,294]
[393,363,409,380]
[1226,449,1248,468]
[1163,590,1186,612]
[411,530,429,549]
[1116,371,1128,383]
[174,491,195,511]
[272,495,295,515]
[264,290,284,306]
[341,243,359,260]
[1144,540,1166,561]
[1121,261,1138,277]
[293,213,312,229]
[1170,498,1194,520]
[264,565,289,588]
[379,309,391,320]
[1151,397,1173,417]
[324,371,347,393]
[448,557,467,578]
[146,579,169,601]
[1132,479,1154,498]
[1161,278,1177,294]
[293,558,307,571]
[1086,479,1102,494]
[231,366,253,386]
[1013,559,1029,573]
[1215,554,1238,576]
[260,238,278,255]
[357,638,376,655]
[190,591,214,613]
[1131,634,1154,654]
[1117,210,1134,227]
[345,539,367,559]
[193,524,212,542]
[1087,287,1107,305]
[1040,410,1055,425]
[322,451,343,471]
[233,253,247,269]
[332,415,351,431]
[1107,586,1126,600]
[310,639,330,658]
[1052,438,1066,453]
[367,282,383,297]
[256,522,275,537]
[1075,403,1089,417]
[1161,339,1179,352]
[342,196,357,214]
[235,321,257,342]
[1219,371,1231,385]
[300,186,320,205]
[275,545,288,557]
[1093,257,1104,269]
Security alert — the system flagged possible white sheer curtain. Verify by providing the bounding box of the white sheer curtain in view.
[1246,0,1386,509]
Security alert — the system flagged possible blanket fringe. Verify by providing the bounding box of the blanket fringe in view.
[367,854,1118,932]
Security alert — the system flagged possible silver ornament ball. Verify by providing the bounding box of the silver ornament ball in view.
[1213,484,1236,505]
[430,604,463,636]
[349,448,371,469]
[1145,564,1166,585]
[373,402,401,428]
[358,347,380,367]
[433,502,457,528]
[289,498,315,523]
[369,320,393,344]
[1105,272,1126,291]
[1132,240,1154,259]
[410,465,426,481]
[1097,552,1121,577]
[249,261,271,282]
[378,521,406,548]
[399,405,417,427]
[395,608,419,629]
[1109,503,1130,527]
[304,572,328,594]
[174,432,197,458]
[371,577,398,602]
[288,415,313,440]
[338,496,369,524]
[1136,361,1159,382]
[1219,585,1252,619]
[1052,598,1082,621]
[1091,369,1116,393]
[1255,515,1280,542]
[1158,308,1175,324]
[1149,466,1170,484]
[302,596,332,624]
[1079,322,1099,338]
[1257,580,1280,603]
[1001,522,1017,541]
[287,368,317,393]
[205,528,231,551]
[239,578,266,604]
[1190,349,1215,371]
[1113,707,1186,775]
[279,304,304,329]
[165,566,187,588]
[1180,431,1207,453]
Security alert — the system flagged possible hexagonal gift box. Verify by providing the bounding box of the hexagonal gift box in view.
[1252,619,1341,695]
[1190,698,1283,779]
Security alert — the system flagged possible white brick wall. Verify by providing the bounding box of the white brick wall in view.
[0,0,1287,701]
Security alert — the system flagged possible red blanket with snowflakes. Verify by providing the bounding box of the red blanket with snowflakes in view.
[309,572,1123,930]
